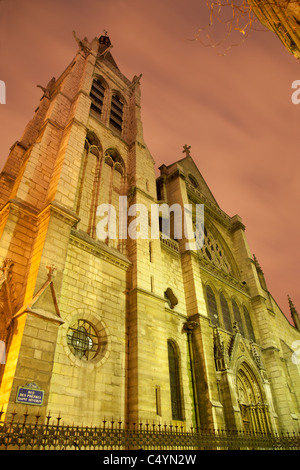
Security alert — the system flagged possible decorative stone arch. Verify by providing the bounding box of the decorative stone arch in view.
[104,147,126,176]
[103,147,127,203]
[235,360,272,433]
[110,89,127,106]
[85,130,103,157]
[236,360,264,405]
[92,73,109,91]
[214,327,275,432]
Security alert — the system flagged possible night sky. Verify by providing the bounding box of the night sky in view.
[0,0,299,323]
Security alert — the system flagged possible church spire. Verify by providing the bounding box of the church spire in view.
[288,295,300,331]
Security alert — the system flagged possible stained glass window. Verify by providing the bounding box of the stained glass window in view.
[220,292,232,333]
[206,285,219,326]
[243,306,256,342]
[67,320,99,360]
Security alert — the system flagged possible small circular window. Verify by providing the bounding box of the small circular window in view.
[67,320,99,361]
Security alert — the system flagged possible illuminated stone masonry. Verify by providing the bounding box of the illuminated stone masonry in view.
[0,32,299,435]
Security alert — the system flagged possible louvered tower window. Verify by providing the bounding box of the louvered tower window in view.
[110,94,123,132]
[90,78,105,118]
[220,292,232,333]
[168,341,183,421]
[206,285,219,326]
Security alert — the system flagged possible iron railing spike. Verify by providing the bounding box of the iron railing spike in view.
[1,412,300,450]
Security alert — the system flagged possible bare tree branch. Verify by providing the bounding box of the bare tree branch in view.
[191,1,300,57]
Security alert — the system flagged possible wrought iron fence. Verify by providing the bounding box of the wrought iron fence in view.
[0,410,299,450]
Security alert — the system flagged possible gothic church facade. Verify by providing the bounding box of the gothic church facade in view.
[0,33,299,433]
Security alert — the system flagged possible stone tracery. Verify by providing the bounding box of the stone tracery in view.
[200,225,232,274]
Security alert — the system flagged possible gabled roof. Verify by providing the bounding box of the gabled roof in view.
[159,152,220,208]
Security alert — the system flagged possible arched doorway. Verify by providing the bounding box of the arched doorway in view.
[236,362,271,433]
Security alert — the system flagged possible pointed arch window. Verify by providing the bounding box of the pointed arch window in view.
[232,300,245,336]
[110,93,123,133]
[76,131,102,239]
[104,148,125,175]
[220,292,232,333]
[206,285,219,326]
[167,340,183,421]
[90,78,106,118]
[243,306,256,342]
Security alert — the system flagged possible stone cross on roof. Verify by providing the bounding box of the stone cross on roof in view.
[183,144,191,157]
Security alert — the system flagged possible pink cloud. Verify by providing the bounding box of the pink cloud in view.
[0,0,299,322]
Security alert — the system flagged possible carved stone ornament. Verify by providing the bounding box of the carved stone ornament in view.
[37,77,56,100]
[182,320,199,333]
[27,265,61,318]
[164,288,178,309]
[213,327,229,371]
[72,30,91,57]
[250,343,265,370]
[130,74,143,90]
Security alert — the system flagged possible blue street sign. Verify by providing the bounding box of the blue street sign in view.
[16,386,44,406]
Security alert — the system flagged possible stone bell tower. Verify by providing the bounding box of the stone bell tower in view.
[0,31,162,425]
